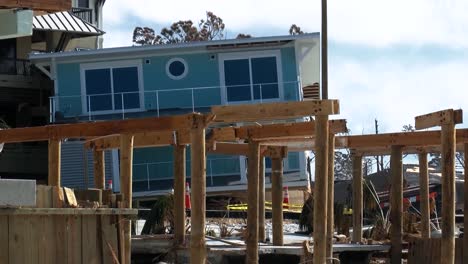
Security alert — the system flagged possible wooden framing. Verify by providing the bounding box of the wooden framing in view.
[326,134,335,258]
[351,151,363,243]
[173,144,186,246]
[258,157,266,242]
[93,150,105,189]
[418,152,430,239]
[211,100,340,123]
[271,152,286,246]
[415,109,462,264]
[246,141,261,264]
[0,0,71,12]
[390,145,403,264]
[312,115,329,264]
[48,139,61,186]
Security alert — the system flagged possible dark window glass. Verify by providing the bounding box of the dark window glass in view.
[85,69,112,111]
[112,67,140,110]
[224,59,251,102]
[251,57,279,100]
[0,39,16,74]
[168,60,186,77]
[265,157,272,169]
[77,0,89,8]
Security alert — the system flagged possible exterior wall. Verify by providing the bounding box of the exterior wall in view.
[0,9,33,40]
[51,44,311,193]
[54,46,299,118]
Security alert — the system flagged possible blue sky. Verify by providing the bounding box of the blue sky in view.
[102,0,468,135]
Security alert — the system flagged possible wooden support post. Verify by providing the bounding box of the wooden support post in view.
[93,150,105,189]
[313,115,329,264]
[190,127,207,264]
[326,134,335,258]
[418,151,430,239]
[390,145,403,264]
[246,141,260,264]
[464,143,468,264]
[351,151,363,243]
[441,123,456,264]
[271,157,284,246]
[173,144,186,246]
[120,134,134,264]
[48,139,61,186]
[259,156,266,242]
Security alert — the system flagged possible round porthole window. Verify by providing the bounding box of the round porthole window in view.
[166,58,188,80]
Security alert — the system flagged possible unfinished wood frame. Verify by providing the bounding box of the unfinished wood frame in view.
[351,151,363,243]
[415,109,462,264]
[390,145,403,264]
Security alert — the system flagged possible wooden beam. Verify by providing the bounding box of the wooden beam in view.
[246,141,260,264]
[390,145,403,264]
[0,0,72,12]
[258,157,266,242]
[415,109,462,130]
[119,134,134,264]
[0,114,200,143]
[271,157,284,246]
[464,143,468,264]
[208,142,250,156]
[351,151,363,243]
[173,145,186,246]
[313,115,329,264]
[93,150,105,189]
[418,152,430,239]
[190,126,207,264]
[209,119,347,142]
[441,123,456,264]
[211,100,340,123]
[326,134,335,258]
[48,139,61,187]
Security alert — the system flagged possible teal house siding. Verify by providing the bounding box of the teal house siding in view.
[281,47,300,101]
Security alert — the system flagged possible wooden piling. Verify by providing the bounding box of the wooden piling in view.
[418,151,430,239]
[351,151,363,243]
[464,143,468,264]
[259,156,266,242]
[48,139,61,186]
[190,127,207,264]
[173,144,186,246]
[326,134,335,258]
[390,145,403,264]
[120,134,134,264]
[93,150,105,189]
[246,141,260,264]
[271,157,284,246]
[441,123,456,264]
[313,115,329,264]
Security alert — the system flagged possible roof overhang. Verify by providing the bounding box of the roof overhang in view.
[32,11,104,37]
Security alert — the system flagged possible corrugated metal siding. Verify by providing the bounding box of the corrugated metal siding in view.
[61,140,113,189]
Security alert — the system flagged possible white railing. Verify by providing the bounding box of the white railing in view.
[49,81,301,123]
[132,157,240,191]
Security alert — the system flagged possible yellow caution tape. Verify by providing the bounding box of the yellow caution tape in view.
[226,202,303,213]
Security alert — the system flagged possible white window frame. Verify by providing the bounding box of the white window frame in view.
[218,50,284,105]
[80,60,145,115]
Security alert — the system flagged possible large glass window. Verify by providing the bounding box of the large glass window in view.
[83,64,141,113]
[223,55,280,103]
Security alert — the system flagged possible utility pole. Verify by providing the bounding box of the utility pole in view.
[321,0,328,99]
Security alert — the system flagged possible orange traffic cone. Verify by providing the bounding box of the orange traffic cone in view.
[283,186,290,210]
[185,182,191,210]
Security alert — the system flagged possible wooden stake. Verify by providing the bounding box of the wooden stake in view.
[48,139,61,187]
[173,144,186,246]
[326,134,335,258]
[441,123,456,264]
[390,145,403,264]
[93,150,105,189]
[351,151,363,243]
[120,134,134,264]
[259,156,266,242]
[271,157,284,246]
[464,143,468,264]
[246,141,260,264]
[418,151,430,239]
[313,115,329,264]
[190,127,206,264]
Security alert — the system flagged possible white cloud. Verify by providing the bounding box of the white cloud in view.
[103,0,468,47]
[330,59,468,134]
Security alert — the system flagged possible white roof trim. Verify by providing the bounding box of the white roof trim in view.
[29,33,319,62]
[33,11,104,36]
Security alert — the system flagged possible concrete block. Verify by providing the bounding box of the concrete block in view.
[0,179,36,207]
